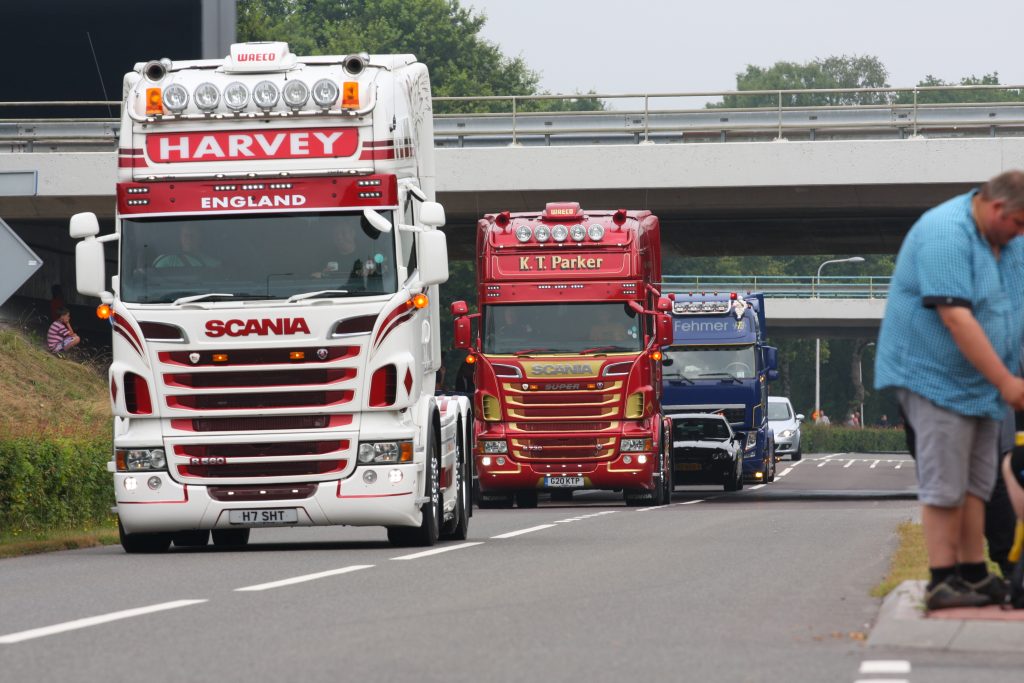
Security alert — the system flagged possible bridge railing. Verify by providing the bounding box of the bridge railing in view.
[658,275,891,299]
[2,83,1023,150]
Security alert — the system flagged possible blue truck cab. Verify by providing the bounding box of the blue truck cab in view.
[660,291,779,482]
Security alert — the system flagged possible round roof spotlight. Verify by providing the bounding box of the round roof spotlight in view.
[282,80,310,109]
[224,82,250,111]
[162,84,189,113]
[551,225,568,242]
[194,83,220,112]
[514,224,533,243]
[569,224,587,242]
[587,223,605,241]
[534,225,551,242]
[312,79,340,108]
[253,80,281,110]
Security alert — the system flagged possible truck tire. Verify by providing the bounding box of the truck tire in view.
[515,490,539,508]
[119,519,172,554]
[440,431,470,540]
[388,437,441,547]
[212,528,250,547]
[173,530,210,548]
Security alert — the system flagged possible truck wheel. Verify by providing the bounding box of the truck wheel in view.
[515,490,539,508]
[388,437,441,547]
[119,519,172,554]
[767,449,776,483]
[211,528,250,547]
[172,530,210,548]
[440,433,470,541]
[663,451,674,504]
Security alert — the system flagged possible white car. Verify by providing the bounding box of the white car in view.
[767,396,804,461]
[668,412,745,491]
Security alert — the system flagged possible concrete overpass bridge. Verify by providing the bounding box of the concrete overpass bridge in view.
[1,87,1020,323]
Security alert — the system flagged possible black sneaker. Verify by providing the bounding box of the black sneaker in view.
[963,573,1009,606]
[924,576,990,611]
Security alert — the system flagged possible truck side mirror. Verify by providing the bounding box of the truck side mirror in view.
[451,300,469,316]
[70,212,107,298]
[656,296,671,312]
[764,346,778,372]
[656,313,673,347]
[418,230,449,286]
[419,201,446,228]
[453,316,472,349]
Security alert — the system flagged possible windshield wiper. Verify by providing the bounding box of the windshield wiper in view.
[287,290,350,303]
[512,348,558,356]
[172,293,235,305]
[698,372,741,384]
[578,345,633,355]
[666,374,695,385]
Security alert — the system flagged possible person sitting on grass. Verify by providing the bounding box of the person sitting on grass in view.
[46,308,80,356]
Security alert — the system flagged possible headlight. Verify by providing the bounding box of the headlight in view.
[312,78,339,108]
[744,432,757,450]
[778,429,794,439]
[117,448,167,472]
[162,84,189,113]
[481,440,508,454]
[357,441,413,464]
[194,82,220,111]
[282,80,310,108]
[224,82,250,111]
[253,80,281,109]
[620,438,651,452]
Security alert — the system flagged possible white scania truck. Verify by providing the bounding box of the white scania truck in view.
[70,41,472,552]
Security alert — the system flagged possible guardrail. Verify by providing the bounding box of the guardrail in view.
[659,275,891,299]
[2,83,1022,151]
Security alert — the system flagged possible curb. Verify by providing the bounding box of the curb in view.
[868,580,1024,652]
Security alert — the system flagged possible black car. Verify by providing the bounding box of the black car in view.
[669,413,744,491]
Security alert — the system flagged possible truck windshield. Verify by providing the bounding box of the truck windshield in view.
[663,345,757,380]
[482,302,643,355]
[120,211,397,303]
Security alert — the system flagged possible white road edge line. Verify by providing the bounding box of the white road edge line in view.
[236,564,374,592]
[491,524,556,539]
[391,542,483,560]
[854,680,908,683]
[748,484,766,490]
[859,660,911,674]
[678,499,704,505]
[0,599,208,644]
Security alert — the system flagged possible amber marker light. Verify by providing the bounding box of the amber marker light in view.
[465,354,477,364]
[289,351,306,361]
[96,304,112,320]
[342,82,360,108]
[412,293,429,309]
[212,353,228,363]
[650,350,663,361]
[146,88,163,115]
[400,442,414,462]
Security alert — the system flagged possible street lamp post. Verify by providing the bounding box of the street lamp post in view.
[814,257,865,422]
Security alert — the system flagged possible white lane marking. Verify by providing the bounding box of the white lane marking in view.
[871,459,880,469]
[491,524,556,539]
[777,467,793,477]
[0,599,207,644]
[859,660,911,674]
[844,459,856,468]
[895,462,903,469]
[679,499,704,505]
[392,542,483,561]
[748,484,766,490]
[791,460,805,466]
[854,680,908,683]
[818,461,829,468]
[236,565,373,592]
[823,452,845,459]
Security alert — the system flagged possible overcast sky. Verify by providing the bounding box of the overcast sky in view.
[467,0,1024,99]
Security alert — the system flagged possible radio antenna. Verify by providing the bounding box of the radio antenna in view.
[86,31,113,117]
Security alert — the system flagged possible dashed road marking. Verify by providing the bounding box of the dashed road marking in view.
[236,565,373,592]
[777,467,793,477]
[844,459,856,468]
[0,599,208,644]
[859,660,911,675]
[491,524,556,539]
[749,484,766,490]
[870,459,880,469]
[392,542,483,561]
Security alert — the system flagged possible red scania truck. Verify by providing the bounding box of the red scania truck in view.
[69,41,472,552]
[451,203,673,507]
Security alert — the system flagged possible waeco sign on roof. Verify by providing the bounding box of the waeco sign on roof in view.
[146,127,359,163]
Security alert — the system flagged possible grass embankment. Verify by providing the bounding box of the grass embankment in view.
[872,521,928,597]
[0,329,118,553]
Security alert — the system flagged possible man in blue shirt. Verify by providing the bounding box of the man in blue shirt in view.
[876,170,1024,610]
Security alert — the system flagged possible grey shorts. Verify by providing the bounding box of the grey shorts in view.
[896,389,1000,507]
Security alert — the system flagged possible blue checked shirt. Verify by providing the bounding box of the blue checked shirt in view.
[875,191,1024,419]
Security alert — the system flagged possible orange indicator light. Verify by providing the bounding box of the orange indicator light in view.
[400,442,414,462]
[650,350,663,361]
[465,354,477,364]
[342,82,360,108]
[146,88,163,115]
[289,351,305,360]
[96,304,112,320]
[412,293,429,309]
[212,354,228,363]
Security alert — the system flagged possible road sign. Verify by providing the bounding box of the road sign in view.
[0,218,43,306]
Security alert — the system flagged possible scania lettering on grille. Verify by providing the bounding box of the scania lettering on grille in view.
[531,364,594,376]
[205,318,311,337]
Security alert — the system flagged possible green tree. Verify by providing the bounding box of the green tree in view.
[237,0,602,113]
[712,55,891,108]
[896,73,1023,104]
